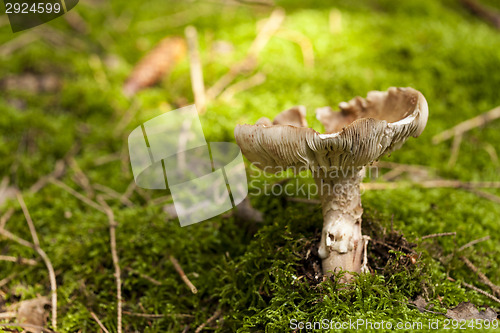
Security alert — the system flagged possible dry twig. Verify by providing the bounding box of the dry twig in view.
[90,312,110,333]
[49,178,105,213]
[194,309,222,333]
[462,282,500,305]
[0,255,37,266]
[169,255,198,294]
[94,183,134,207]
[0,323,56,333]
[206,8,285,100]
[0,207,14,230]
[97,197,122,333]
[125,267,162,286]
[185,26,207,113]
[460,256,500,297]
[16,192,58,330]
[432,106,500,144]
[458,235,490,252]
[420,232,457,240]
[219,72,266,101]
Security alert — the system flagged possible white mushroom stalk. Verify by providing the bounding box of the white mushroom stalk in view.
[235,87,428,280]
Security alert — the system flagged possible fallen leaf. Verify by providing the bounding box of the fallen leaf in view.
[446,302,497,321]
[123,36,187,97]
[14,296,50,333]
[410,295,434,313]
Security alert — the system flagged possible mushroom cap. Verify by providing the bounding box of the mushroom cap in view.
[234,87,428,173]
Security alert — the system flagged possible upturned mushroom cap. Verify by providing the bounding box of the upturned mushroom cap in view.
[234,87,428,172]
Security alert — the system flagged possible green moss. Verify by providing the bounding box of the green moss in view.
[1,0,500,331]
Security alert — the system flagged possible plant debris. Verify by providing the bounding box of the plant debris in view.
[123,36,187,96]
[445,302,497,320]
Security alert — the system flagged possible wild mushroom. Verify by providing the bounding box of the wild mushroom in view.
[234,87,428,280]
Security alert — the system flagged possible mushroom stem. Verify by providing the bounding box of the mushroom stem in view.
[315,167,365,280]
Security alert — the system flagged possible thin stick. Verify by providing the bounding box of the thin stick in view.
[0,273,17,288]
[0,255,37,266]
[0,207,14,230]
[185,26,207,114]
[275,30,314,67]
[219,72,266,101]
[120,181,136,204]
[206,8,285,100]
[466,188,500,204]
[16,192,58,331]
[420,232,456,240]
[462,281,500,305]
[30,160,66,193]
[125,267,162,286]
[361,180,500,190]
[458,235,490,252]
[447,132,462,168]
[49,178,105,213]
[69,157,94,198]
[0,312,16,319]
[122,311,165,319]
[169,255,198,294]
[90,312,110,333]
[97,197,122,333]
[0,323,56,333]
[194,309,222,333]
[432,106,500,144]
[94,183,134,207]
[460,256,500,297]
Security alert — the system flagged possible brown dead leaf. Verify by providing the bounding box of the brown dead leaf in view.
[15,296,50,333]
[123,36,187,97]
[410,295,435,313]
[446,302,497,321]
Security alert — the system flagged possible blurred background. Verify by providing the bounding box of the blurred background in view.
[1,0,500,332]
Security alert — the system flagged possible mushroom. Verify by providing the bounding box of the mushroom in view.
[234,87,428,280]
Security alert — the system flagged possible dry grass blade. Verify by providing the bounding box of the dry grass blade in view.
[30,159,66,193]
[97,197,122,333]
[169,255,198,294]
[206,8,285,100]
[219,72,266,101]
[458,235,490,252]
[123,37,187,97]
[125,267,162,286]
[90,312,110,333]
[49,178,105,213]
[122,311,165,319]
[0,207,14,230]
[466,188,500,204]
[432,106,500,144]
[16,192,58,331]
[0,323,56,333]
[185,26,207,113]
[421,232,456,240]
[0,255,37,266]
[94,183,134,207]
[194,309,222,333]
[462,282,500,305]
[0,312,16,319]
[275,29,314,67]
[460,256,500,297]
